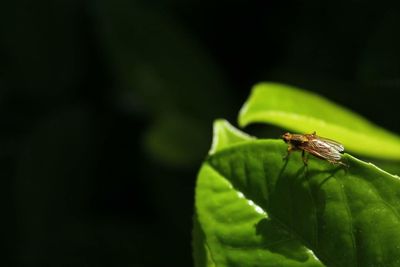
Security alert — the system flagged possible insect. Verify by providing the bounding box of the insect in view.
[281,131,347,167]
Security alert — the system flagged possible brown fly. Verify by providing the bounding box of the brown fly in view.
[281,131,347,167]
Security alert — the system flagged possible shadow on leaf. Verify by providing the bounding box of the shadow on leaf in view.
[254,218,314,262]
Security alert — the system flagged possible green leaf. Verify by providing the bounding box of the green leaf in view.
[209,119,254,155]
[143,113,209,167]
[238,82,400,160]
[196,161,325,267]
[193,212,216,267]
[196,130,400,266]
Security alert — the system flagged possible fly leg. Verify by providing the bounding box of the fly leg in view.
[283,145,294,160]
[330,159,349,169]
[302,150,308,166]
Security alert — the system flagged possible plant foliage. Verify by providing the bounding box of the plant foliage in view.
[194,83,400,267]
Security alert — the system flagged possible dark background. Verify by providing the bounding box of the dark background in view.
[2,0,400,266]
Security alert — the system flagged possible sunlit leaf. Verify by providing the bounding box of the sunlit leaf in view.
[195,121,400,267]
[209,119,254,155]
[239,82,400,159]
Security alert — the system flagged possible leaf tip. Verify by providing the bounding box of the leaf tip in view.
[209,119,254,155]
[238,102,250,127]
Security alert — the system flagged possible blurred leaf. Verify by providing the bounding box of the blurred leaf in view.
[94,0,233,167]
[239,82,400,160]
[195,121,400,266]
[143,113,209,167]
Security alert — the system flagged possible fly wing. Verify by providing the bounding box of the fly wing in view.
[300,138,343,161]
[317,137,344,152]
